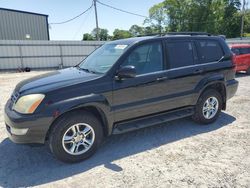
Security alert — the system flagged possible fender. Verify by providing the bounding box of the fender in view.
[194,73,226,103]
[48,93,114,134]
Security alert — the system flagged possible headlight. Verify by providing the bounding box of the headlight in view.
[13,94,45,114]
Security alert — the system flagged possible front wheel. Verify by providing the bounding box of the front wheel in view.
[192,89,222,124]
[49,110,103,163]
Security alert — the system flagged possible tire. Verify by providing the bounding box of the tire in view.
[192,89,222,124]
[246,67,250,75]
[49,110,103,163]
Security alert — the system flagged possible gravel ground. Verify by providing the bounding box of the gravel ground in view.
[0,71,249,188]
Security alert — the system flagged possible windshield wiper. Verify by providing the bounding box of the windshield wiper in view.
[77,66,98,74]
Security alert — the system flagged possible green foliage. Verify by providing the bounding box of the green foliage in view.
[82,33,94,41]
[82,0,250,40]
[129,25,145,36]
[144,0,248,38]
[144,2,168,33]
[83,28,109,41]
[244,10,250,34]
[112,29,132,40]
[91,28,109,41]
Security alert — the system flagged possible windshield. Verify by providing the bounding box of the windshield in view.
[79,43,128,74]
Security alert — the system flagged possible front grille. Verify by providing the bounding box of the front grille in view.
[11,91,20,104]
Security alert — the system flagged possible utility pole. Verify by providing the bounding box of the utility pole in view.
[93,0,100,41]
[241,0,246,39]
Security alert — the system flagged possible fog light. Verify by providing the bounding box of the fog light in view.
[11,127,28,135]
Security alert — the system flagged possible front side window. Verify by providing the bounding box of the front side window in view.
[196,40,224,63]
[122,42,163,75]
[166,41,195,69]
[79,43,128,74]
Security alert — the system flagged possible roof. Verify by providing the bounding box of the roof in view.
[107,35,222,46]
[0,7,48,17]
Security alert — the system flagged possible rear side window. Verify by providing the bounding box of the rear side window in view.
[196,40,224,63]
[166,41,195,69]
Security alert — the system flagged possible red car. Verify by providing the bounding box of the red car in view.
[230,44,250,74]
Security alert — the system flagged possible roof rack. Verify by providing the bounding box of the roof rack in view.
[136,33,164,37]
[166,32,212,36]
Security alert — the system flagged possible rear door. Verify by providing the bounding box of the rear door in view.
[159,39,226,110]
[161,39,202,108]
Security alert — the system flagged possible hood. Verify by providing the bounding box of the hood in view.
[16,67,101,93]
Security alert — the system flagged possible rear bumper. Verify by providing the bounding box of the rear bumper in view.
[4,100,52,144]
[226,79,238,100]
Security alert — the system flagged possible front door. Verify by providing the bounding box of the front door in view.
[112,41,166,122]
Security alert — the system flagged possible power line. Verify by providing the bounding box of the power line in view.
[96,0,148,18]
[72,7,93,40]
[49,2,93,25]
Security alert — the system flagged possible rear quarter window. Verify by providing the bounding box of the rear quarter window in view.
[196,40,224,63]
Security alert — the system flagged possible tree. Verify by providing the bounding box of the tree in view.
[129,25,145,36]
[144,26,155,35]
[244,10,250,35]
[158,0,243,37]
[220,0,241,38]
[144,2,167,33]
[82,33,94,41]
[112,29,132,40]
[91,28,109,41]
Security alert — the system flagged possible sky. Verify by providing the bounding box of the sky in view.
[0,0,163,40]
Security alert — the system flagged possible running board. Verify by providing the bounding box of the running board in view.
[112,107,194,134]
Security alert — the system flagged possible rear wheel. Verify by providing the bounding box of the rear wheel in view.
[192,89,222,124]
[49,110,103,163]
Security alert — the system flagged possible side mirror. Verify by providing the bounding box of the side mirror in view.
[116,65,136,80]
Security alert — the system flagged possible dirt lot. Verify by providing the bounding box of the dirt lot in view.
[0,71,249,188]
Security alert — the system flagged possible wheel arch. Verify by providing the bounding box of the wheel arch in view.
[45,105,111,142]
[198,81,227,110]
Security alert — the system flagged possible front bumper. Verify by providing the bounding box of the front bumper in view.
[226,79,238,100]
[4,100,52,144]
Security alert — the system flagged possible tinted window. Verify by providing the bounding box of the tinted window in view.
[166,41,195,69]
[231,48,240,55]
[239,48,250,55]
[196,40,224,63]
[122,42,163,75]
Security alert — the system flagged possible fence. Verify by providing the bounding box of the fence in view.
[227,38,250,44]
[0,38,250,71]
[0,40,105,70]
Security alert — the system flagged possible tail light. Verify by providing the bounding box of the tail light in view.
[232,54,237,72]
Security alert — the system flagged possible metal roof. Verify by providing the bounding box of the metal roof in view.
[0,7,48,17]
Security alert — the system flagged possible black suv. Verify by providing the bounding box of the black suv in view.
[4,32,238,163]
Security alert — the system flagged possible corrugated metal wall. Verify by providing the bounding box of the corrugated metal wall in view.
[0,39,249,71]
[0,40,105,70]
[226,38,250,44]
[0,8,49,40]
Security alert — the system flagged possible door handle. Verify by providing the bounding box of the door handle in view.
[194,69,203,74]
[156,76,168,81]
